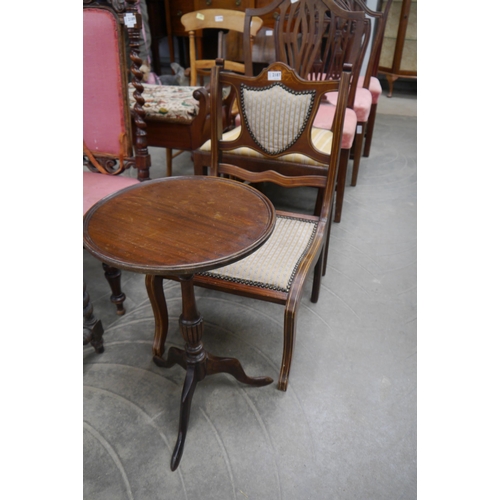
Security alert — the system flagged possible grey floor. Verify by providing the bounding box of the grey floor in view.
[83,90,417,500]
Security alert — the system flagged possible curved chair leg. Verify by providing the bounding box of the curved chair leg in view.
[363,103,377,157]
[146,275,170,364]
[102,263,126,315]
[83,281,104,353]
[311,251,323,304]
[278,305,298,392]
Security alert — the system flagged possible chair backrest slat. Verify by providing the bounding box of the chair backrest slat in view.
[209,60,351,220]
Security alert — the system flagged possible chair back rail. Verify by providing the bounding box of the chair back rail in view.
[243,0,368,108]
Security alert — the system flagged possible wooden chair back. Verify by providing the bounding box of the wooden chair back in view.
[243,0,369,108]
[83,0,150,180]
[181,9,264,86]
[210,60,351,219]
[334,0,394,88]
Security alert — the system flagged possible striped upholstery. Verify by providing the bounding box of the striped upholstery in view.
[200,126,333,167]
[241,83,315,154]
[200,214,318,292]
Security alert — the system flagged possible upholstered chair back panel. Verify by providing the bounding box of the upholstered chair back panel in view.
[84,8,128,157]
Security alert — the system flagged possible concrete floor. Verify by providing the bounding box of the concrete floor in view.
[84,89,417,499]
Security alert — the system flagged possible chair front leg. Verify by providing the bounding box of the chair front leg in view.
[351,122,366,187]
[83,281,104,353]
[102,263,126,315]
[363,103,378,157]
[279,297,301,392]
[333,148,350,224]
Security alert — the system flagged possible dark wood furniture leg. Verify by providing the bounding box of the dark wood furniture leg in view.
[363,103,378,158]
[83,281,104,354]
[148,273,273,471]
[146,274,170,363]
[102,263,126,315]
[386,74,398,98]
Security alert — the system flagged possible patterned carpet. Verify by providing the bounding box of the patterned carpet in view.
[84,111,417,499]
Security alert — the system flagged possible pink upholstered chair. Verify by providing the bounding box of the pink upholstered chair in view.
[319,0,394,190]
[348,0,395,159]
[83,0,151,315]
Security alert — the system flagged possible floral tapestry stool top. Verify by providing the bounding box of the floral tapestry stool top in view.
[128,84,202,124]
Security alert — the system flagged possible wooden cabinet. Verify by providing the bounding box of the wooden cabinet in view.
[378,0,417,97]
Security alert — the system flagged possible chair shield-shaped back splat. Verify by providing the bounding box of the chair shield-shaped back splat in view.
[241,83,315,155]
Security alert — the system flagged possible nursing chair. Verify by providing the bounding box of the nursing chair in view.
[194,0,367,225]
[167,60,351,391]
[84,0,151,314]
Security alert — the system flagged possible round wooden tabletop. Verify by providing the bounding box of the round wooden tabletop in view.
[83,176,276,275]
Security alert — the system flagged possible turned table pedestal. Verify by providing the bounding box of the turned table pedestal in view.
[83,176,276,470]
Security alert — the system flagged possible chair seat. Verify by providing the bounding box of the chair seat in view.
[199,126,337,167]
[128,83,202,124]
[199,213,318,292]
[358,76,382,104]
[83,171,139,214]
[313,105,357,149]
[326,87,372,122]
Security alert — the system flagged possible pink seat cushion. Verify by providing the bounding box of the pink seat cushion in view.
[84,8,127,157]
[358,76,382,104]
[325,87,372,122]
[83,171,139,215]
[313,105,357,149]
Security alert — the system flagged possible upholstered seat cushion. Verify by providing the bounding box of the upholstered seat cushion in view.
[128,83,202,124]
[313,105,357,149]
[199,126,336,167]
[358,76,382,104]
[83,171,139,214]
[325,87,372,122]
[199,214,318,292]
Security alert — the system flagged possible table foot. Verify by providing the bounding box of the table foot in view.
[153,346,186,369]
[171,364,198,471]
[206,353,273,387]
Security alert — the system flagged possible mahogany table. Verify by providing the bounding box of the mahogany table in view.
[83,176,276,470]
